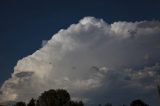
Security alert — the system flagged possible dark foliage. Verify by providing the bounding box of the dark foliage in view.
[157,85,160,96]
[36,89,83,106]
[130,99,149,106]
[64,101,84,106]
[12,89,151,106]
[104,103,112,106]
[13,102,26,106]
[27,98,35,106]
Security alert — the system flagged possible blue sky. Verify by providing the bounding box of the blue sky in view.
[0,0,160,105]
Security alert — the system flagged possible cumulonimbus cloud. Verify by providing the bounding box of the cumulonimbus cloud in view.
[0,17,160,105]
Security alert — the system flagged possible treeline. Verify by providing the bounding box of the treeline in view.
[13,89,149,106]
[98,99,149,106]
[13,89,84,106]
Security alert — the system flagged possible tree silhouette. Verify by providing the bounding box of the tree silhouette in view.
[130,99,149,106]
[56,89,71,105]
[104,103,112,106]
[157,85,160,96]
[64,101,84,106]
[13,102,26,106]
[36,89,84,106]
[12,89,155,106]
[27,98,35,106]
[37,89,60,106]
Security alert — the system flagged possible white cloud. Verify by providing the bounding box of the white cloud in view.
[0,17,160,105]
[41,40,48,47]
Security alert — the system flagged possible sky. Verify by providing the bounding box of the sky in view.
[0,0,160,106]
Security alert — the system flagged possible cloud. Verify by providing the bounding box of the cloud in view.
[1,17,160,105]
[15,72,34,78]
[41,40,48,47]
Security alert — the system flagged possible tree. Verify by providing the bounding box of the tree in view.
[27,98,35,106]
[37,89,58,106]
[36,89,84,106]
[130,99,149,106]
[157,85,160,96]
[37,89,70,106]
[14,102,26,106]
[64,101,84,106]
[105,103,112,106]
[56,89,71,105]
[11,89,83,106]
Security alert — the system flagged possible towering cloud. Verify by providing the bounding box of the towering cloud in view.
[0,17,160,105]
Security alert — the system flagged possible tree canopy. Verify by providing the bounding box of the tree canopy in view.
[27,98,35,106]
[130,99,149,106]
[13,102,26,106]
[12,89,150,106]
[37,89,71,106]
